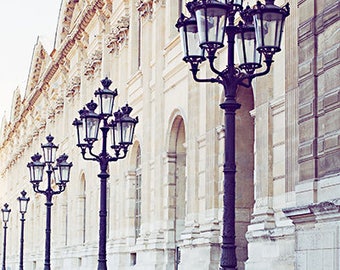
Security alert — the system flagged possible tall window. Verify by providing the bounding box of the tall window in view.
[135,146,142,239]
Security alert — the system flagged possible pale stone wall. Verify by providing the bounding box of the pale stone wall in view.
[0,0,338,270]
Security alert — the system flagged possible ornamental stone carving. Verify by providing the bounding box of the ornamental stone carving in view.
[84,50,102,78]
[136,0,153,18]
[66,75,81,98]
[105,15,129,54]
[136,0,165,18]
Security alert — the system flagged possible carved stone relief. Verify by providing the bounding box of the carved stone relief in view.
[136,0,165,19]
[66,75,81,99]
[84,50,102,79]
[105,15,129,54]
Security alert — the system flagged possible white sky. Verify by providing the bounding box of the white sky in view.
[0,0,62,120]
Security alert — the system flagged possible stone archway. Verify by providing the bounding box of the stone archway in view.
[165,114,187,270]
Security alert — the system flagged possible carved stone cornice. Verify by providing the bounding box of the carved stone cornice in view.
[66,75,81,99]
[84,50,102,78]
[55,96,64,114]
[136,0,165,19]
[136,0,153,19]
[105,15,129,54]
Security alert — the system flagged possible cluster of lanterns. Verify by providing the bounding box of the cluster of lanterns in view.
[27,135,72,187]
[176,0,290,75]
[73,77,138,158]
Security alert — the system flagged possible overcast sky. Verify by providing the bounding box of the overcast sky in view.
[0,0,62,120]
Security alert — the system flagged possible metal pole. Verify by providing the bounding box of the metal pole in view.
[98,168,108,270]
[2,224,7,270]
[44,197,52,270]
[44,168,53,270]
[19,213,25,270]
[98,123,109,270]
[219,23,240,270]
[220,97,239,270]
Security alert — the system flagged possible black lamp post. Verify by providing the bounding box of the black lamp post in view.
[17,190,30,270]
[27,135,72,270]
[1,203,11,270]
[176,1,289,269]
[73,77,138,270]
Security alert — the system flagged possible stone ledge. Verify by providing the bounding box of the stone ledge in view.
[283,199,340,225]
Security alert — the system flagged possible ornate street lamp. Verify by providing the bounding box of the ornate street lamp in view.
[27,135,72,270]
[73,77,138,270]
[18,190,30,270]
[1,203,11,270]
[176,1,289,269]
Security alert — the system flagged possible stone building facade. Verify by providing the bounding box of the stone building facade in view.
[0,0,338,269]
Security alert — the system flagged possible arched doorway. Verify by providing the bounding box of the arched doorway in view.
[166,114,187,270]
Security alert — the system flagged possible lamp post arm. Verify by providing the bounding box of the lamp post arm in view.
[33,184,47,195]
[108,156,118,162]
[50,185,66,196]
[208,54,225,77]
[115,148,128,161]
[88,147,100,160]
[190,62,222,84]
[192,73,221,84]
[81,151,98,161]
[238,57,274,86]
[78,144,99,161]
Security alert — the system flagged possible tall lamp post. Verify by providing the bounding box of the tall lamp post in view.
[176,0,289,269]
[27,135,73,270]
[1,203,11,270]
[73,77,138,270]
[18,190,30,270]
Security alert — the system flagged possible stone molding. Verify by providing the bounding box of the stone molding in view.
[283,199,340,225]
